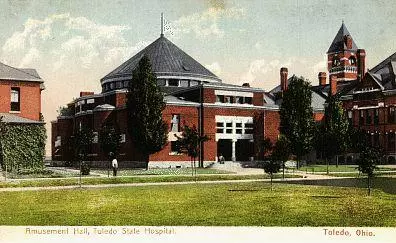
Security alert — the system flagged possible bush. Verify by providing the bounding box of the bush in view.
[81,161,91,175]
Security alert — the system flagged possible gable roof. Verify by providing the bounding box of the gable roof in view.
[327,23,359,53]
[101,35,221,83]
[0,62,43,82]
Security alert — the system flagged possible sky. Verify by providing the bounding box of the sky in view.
[0,0,395,155]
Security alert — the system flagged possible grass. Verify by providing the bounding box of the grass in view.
[0,180,395,226]
[3,168,81,179]
[0,173,300,188]
[91,168,230,176]
[298,164,396,173]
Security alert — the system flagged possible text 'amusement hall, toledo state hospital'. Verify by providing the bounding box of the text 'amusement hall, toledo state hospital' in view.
[51,22,396,168]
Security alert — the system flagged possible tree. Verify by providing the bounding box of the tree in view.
[176,125,209,179]
[263,160,281,191]
[99,123,122,177]
[127,55,168,169]
[323,96,351,167]
[357,146,383,196]
[271,135,291,179]
[280,76,315,168]
[72,127,94,176]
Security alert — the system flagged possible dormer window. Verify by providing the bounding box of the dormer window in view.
[168,79,179,87]
[10,87,20,111]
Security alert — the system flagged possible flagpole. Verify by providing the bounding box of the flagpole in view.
[161,12,164,37]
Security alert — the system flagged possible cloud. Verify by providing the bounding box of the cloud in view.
[169,6,245,39]
[1,13,137,71]
[241,58,285,82]
[205,62,222,76]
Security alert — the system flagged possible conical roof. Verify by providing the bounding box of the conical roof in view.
[327,23,358,53]
[101,35,221,83]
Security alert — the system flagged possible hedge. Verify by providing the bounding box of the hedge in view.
[0,123,46,172]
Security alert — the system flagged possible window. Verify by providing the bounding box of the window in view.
[216,122,224,133]
[374,109,379,125]
[10,87,20,111]
[236,97,243,104]
[216,95,224,103]
[168,79,179,87]
[244,97,253,104]
[190,81,198,86]
[373,133,379,147]
[93,132,98,144]
[388,133,395,150]
[245,123,254,134]
[171,114,180,132]
[120,134,126,143]
[87,99,95,104]
[332,57,340,67]
[349,57,357,65]
[170,141,181,154]
[224,96,233,103]
[116,81,122,89]
[110,82,114,90]
[180,80,189,87]
[347,110,353,125]
[359,110,364,125]
[123,81,130,88]
[365,110,372,125]
[55,136,61,148]
[389,107,395,123]
[157,79,166,86]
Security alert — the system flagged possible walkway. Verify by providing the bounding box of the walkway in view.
[0,175,353,192]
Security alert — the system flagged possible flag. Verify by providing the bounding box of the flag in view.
[163,17,174,36]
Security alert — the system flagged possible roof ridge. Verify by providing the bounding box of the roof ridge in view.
[370,51,396,73]
[0,61,42,81]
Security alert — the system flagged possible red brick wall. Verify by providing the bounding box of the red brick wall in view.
[0,80,41,121]
[203,88,216,103]
[253,92,264,106]
[51,118,73,161]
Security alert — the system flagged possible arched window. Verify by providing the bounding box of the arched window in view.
[332,57,340,67]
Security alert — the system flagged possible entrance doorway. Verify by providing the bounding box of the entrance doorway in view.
[236,139,254,161]
[217,139,232,161]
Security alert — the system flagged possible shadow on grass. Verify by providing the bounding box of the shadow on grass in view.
[275,177,396,195]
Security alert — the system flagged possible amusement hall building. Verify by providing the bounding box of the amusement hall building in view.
[51,32,281,168]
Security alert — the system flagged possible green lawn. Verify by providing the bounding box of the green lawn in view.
[0,180,395,226]
[0,174,300,188]
[91,168,231,176]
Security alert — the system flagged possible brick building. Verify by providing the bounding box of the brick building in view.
[51,33,281,168]
[0,61,45,170]
[0,62,44,123]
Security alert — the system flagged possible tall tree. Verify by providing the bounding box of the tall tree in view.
[280,76,314,167]
[176,125,209,178]
[324,96,351,167]
[127,55,168,169]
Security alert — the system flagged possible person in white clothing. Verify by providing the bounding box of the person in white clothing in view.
[112,158,118,176]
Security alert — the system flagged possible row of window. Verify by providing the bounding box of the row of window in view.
[75,98,96,113]
[216,95,253,105]
[157,79,200,88]
[332,56,356,67]
[102,81,130,92]
[54,133,126,148]
[216,122,254,134]
[354,107,396,126]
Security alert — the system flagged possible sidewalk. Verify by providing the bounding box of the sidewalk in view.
[0,175,353,192]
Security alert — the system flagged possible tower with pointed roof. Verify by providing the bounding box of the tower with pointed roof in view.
[327,22,366,82]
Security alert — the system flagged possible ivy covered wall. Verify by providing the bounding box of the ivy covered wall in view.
[0,124,46,171]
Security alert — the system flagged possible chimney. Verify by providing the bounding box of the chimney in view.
[80,91,94,97]
[344,35,353,49]
[330,75,337,96]
[318,72,327,86]
[357,49,366,81]
[280,67,288,91]
[242,83,250,87]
